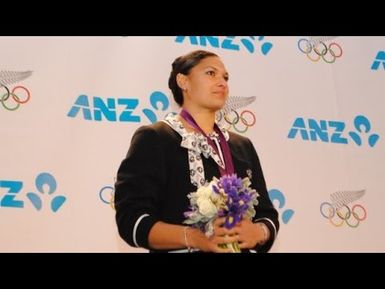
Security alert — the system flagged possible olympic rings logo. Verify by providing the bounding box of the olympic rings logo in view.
[297,39,343,64]
[99,185,115,210]
[216,109,256,133]
[320,202,367,228]
[0,84,31,111]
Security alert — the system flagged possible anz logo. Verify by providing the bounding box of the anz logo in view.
[371,51,385,70]
[0,172,67,213]
[175,36,273,55]
[268,189,294,224]
[67,91,170,124]
[288,115,380,147]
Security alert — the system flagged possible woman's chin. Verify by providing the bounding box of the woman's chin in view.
[207,104,225,112]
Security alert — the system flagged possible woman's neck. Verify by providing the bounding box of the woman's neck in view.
[180,106,216,135]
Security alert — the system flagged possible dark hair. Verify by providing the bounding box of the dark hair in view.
[168,50,218,106]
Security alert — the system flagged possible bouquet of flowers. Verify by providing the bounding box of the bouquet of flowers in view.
[184,174,259,253]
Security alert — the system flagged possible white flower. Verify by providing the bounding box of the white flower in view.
[197,198,217,218]
[196,184,213,199]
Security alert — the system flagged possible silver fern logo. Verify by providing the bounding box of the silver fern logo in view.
[216,96,257,134]
[0,70,33,111]
[320,189,367,228]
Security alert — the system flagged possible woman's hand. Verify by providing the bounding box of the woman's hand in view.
[188,217,268,252]
[188,217,238,252]
[233,218,268,249]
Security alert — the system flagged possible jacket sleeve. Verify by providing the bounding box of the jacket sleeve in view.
[114,125,166,250]
[247,138,280,252]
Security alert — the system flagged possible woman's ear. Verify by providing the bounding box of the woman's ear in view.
[176,73,187,91]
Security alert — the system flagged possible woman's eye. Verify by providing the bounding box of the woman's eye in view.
[206,71,215,76]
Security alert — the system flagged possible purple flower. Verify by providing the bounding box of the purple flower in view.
[218,174,257,229]
[184,173,259,249]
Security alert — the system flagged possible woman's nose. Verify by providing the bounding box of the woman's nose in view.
[217,77,228,88]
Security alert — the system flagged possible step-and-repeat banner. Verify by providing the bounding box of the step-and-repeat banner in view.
[1,36,384,252]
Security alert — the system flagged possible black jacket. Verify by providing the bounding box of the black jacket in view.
[115,121,279,252]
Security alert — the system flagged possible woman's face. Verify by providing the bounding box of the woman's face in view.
[182,56,229,111]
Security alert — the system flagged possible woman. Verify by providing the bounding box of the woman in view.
[114,50,279,252]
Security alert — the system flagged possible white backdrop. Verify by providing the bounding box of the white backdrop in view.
[0,36,384,252]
